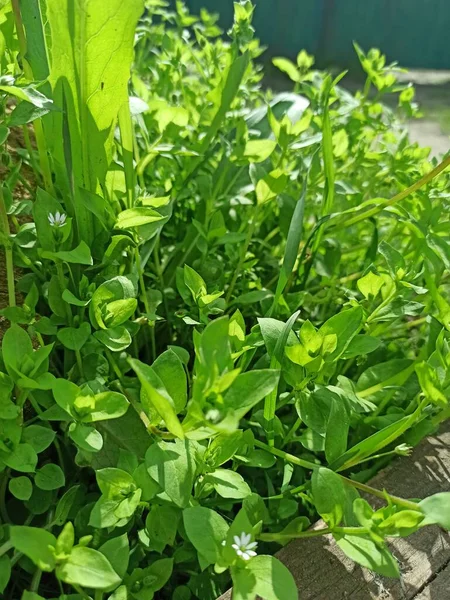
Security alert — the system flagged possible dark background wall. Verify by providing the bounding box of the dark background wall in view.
[185,0,450,70]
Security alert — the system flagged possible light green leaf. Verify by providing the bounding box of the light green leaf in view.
[116,207,164,229]
[152,349,188,413]
[146,439,198,508]
[56,546,121,590]
[183,506,229,566]
[46,0,144,243]
[248,555,298,600]
[205,468,251,499]
[243,139,277,163]
[419,493,450,529]
[41,241,93,265]
[99,533,129,579]
[336,535,400,578]
[94,327,132,352]
[129,358,184,438]
[10,526,56,571]
[57,322,91,351]
[312,467,347,528]
[2,443,38,473]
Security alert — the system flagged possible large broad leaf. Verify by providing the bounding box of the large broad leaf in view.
[56,546,121,589]
[336,535,399,578]
[183,506,229,566]
[247,555,297,600]
[45,0,144,242]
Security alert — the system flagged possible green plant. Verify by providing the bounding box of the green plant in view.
[0,1,449,599]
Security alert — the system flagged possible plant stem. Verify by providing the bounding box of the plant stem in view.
[72,585,92,600]
[30,568,42,592]
[254,439,320,471]
[259,525,369,542]
[0,185,16,306]
[255,439,421,511]
[339,475,419,511]
[0,541,12,557]
[225,204,260,303]
[56,262,72,325]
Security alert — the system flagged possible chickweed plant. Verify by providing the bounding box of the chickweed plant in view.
[0,1,449,599]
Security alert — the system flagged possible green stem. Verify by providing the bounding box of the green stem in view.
[0,471,10,524]
[340,475,419,511]
[225,204,260,303]
[259,526,369,542]
[75,349,85,380]
[72,585,92,600]
[254,439,320,471]
[282,417,302,448]
[56,262,72,325]
[0,185,15,306]
[0,540,12,557]
[30,568,42,592]
[255,439,421,511]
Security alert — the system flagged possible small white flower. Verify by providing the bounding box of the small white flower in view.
[231,532,257,561]
[48,211,67,228]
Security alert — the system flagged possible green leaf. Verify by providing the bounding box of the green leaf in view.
[341,335,381,359]
[183,506,229,566]
[46,0,144,244]
[22,425,55,453]
[9,476,33,501]
[336,535,400,578]
[205,468,251,499]
[35,463,65,490]
[312,467,347,528]
[10,526,56,571]
[56,546,121,590]
[222,370,280,421]
[272,57,300,82]
[96,468,135,498]
[145,505,180,553]
[255,168,288,205]
[41,241,93,265]
[247,555,297,600]
[146,439,199,508]
[357,270,385,300]
[104,298,138,328]
[82,391,129,423]
[116,207,164,229]
[54,485,83,526]
[127,558,173,598]
[243,139,277,163]
[2,443,38,472]
[330,413,415,471]
[419,493,450,529]
[325,396,349,464]
[94,326,132,352]
[129,358,184,438]
[69,422,103,452]
[152,349,188,413]
[99,533,129,579]
[2,324,33,378]
[0,556,11,594]
[199,51,250,153]
[320,306,363,362]
[57,322,91,351]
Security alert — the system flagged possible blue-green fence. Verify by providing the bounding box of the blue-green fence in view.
[186,0,450,70]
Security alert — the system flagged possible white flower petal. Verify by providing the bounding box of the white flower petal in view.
[236,549,244,557]
[233,535,242,547]
[241,533,251,546]
[232,544,239,551]
[247,550,257,557]
[247,541,258,550]
[241,552,251,560]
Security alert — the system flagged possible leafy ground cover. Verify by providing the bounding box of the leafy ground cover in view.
[0,1,449,599]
